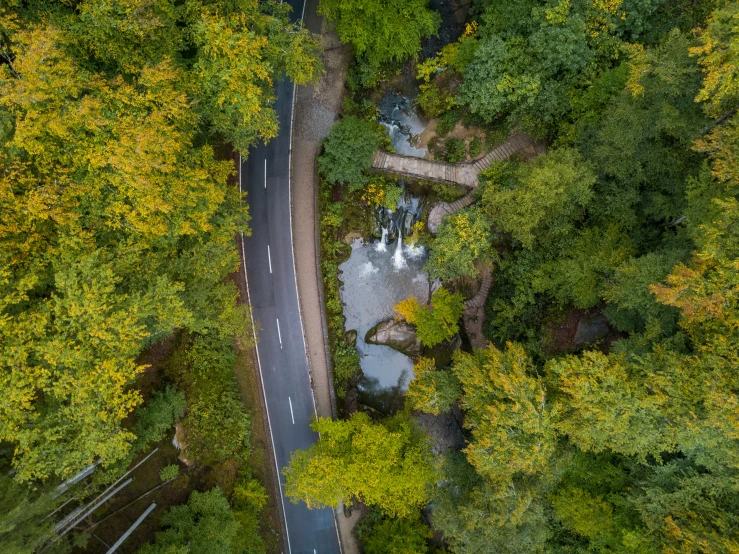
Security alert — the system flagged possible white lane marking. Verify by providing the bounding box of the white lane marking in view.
[276,318,282,349]
[267,245,273,274]
[264,158,267,188]
[289,397,295,424]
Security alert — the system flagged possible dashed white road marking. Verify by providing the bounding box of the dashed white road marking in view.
[276,318,282,349]
[264,159,267,188]
[267,245,272,274]
[289,397,295,424]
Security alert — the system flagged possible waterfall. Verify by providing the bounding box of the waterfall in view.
[376,227,388,252]
[393,228,407,270]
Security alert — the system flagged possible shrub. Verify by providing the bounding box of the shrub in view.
[436,109,462,136]
[178,335,251,465]
[444,138,466,162]
[160,464,179,482]
[133,386,186,451]
[318,116,384,188]
[333,343,361,394]
[417,83,454,118]
[469,136,482,157]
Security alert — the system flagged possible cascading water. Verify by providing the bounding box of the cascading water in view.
[376,227,388,252]
[393,231,406,270]
[379,91,428,158]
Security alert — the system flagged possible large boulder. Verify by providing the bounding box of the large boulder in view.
[344,329,358,347]
[574,314,611,346]
[365,319,421,357]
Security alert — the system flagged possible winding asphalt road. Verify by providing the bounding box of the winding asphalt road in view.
[239,2,340,553]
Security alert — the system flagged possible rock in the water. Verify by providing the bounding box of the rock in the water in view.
[574,314,610,346]
[344,329,358,347]
[365,319,421,357]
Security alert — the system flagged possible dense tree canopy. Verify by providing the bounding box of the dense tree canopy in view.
[284,413,436,518]
[0,0,320,482]
[319,0,440,85]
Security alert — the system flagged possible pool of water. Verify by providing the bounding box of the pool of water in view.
[339,238,429,412]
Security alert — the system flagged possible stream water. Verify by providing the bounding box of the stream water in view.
[379,91,428,158]
[339,191,429,413]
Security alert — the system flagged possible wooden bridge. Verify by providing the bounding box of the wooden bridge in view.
[371,132,538,188]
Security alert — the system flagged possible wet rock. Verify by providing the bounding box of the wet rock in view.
[403,210,415,236]
[343,231,363,245]
[365,319,421,357]
[174,423,194,467]
[574,314,611,346]
[344,329,358,347]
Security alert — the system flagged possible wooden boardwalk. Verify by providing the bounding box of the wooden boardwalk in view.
[463,265,494,350]
[371,132,537,188]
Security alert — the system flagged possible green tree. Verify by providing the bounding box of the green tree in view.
[396,287,464,348]
[284,413,436,518]
[426,207,495,281]
[0,24,247,481]
[192,4,322,153]
[138,488,238,554]
[358,512,430,554]
[0,466,59,554]
[132,386,186,451]
[481,149,596,249]
[406,357,460,416]
[433,454,550,554]
[317,116,385,188]
[453,343,556,484]
[72,0,180,73]
[414,287,465,348]
[319,0,440,84]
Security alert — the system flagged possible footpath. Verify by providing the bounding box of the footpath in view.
[290,1,361,552]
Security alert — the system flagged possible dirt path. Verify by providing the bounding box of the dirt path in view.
[290,4,361,553]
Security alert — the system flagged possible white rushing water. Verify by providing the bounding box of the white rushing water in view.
[376,227,388,252]
[393,232,407,270]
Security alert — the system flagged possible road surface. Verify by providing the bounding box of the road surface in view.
[239,2,341,553]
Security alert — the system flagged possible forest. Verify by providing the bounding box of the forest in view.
[0,0,320,552]
[0,0,738,553]
[284,0,739,552]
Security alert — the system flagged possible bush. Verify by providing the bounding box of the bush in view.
[175,335,251,465]
[333,343,361,394]
[160,464,179,482]
[133,386,186,451]
[436,109,462,136]
[417,83,454,118]
[444,138,466,163]
[318,116,384,188]
[469,136,482,157]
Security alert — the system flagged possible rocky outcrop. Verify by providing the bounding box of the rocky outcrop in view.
[365,319,422,357]
[344,329,358,347]
[574,314,611,346]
